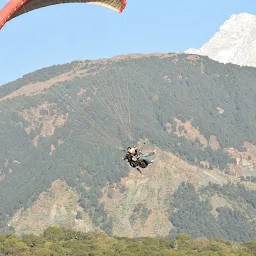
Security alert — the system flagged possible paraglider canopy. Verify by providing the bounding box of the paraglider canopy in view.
[0,0,126,29]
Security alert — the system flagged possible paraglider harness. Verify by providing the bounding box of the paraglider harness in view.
[122,145,152,169]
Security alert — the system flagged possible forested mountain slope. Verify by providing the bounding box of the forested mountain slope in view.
[0,53,255,241]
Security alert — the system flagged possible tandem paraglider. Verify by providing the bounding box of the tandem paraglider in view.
[0,0,160,173]
[122,146,156,174]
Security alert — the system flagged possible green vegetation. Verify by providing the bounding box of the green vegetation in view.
[169,182,256,242]
[0,61,81,98]
[240,176,256,183]
[0,227,255,256]
[129,203,152,225]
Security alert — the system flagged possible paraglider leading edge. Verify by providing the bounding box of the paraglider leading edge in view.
[0,0,127,29]
[120,0,126,13]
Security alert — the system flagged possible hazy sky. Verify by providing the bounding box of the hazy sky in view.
[0,0,256,85]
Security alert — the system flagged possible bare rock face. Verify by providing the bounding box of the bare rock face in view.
[186,13,256,67]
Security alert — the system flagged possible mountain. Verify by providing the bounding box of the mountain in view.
[0,53,255,241]
[186,13,256,67]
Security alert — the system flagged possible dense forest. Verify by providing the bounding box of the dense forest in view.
[0,53,255,240]
[0,226,255,256]
[169,182,256,242]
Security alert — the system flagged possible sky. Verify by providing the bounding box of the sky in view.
[0,0,256,85]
